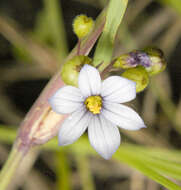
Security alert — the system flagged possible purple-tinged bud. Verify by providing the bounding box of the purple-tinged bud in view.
[113,54,132,69]
[17,75,67,153]
[113,50,151,69]
[113,48,166,76]
[143,47,166,76]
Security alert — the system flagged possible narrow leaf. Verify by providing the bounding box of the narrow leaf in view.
[158,0,181,15]
[93,0,128,70]
[115,148,181,190]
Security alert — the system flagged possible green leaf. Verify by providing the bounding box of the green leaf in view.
[12,45,33,64]
[118,145,181,180]
[68,139,181,189]
[120,144,181,163]
[34,0,68,61]
[1,126,181,189]
[75,154,95,190]
[55,151,72,190]
[115,148,181,190]
[44,0,68,57]
[157,0,181,15]
[93,0,128,71]
[0,127,17,143]
[45,137,181,190]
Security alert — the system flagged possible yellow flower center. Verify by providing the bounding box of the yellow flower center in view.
[84,96,102,114]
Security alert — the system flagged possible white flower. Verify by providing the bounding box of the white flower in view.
[49,65,146,159]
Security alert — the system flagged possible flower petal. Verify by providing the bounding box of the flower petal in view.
[88,115,121,159]
[78,64,101,97]
[101,76,136,103]
[102,103,146,130]
[58,107,92,146]
[49,86,84,114]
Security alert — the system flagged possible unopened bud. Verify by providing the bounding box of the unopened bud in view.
[113,48,166,76]
[17,77,66,151]
[73,14,94,39]
[113,54,131,69]
[143,47,166,76]
[61,55,92,86]
[121,66,149,93]
[113,50,150,69]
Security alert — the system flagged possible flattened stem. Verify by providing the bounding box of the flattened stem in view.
[16,10,106,152]
[0,7,106,190]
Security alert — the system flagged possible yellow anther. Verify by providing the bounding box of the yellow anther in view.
[85,96,102,114]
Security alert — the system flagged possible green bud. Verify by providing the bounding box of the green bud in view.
[73,15,94,39]
[121,66,149,93]
[113,54,132,69]
[113,48,166,77]
[143,47,166,76]
[61,55,92,86]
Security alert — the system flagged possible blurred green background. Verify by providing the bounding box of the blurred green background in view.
[0,0,181,190]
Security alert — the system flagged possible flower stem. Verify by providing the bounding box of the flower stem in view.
[77,39,81,55]
[0,8,106,190]
[0,142,25,190]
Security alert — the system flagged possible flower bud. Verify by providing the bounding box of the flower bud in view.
[113,50,150,69]
[113,48,166,76]
[73,14,94,39]
[143,47,166,76]
[113,54,132,69]
[61,55,92,86]
[121,66,149,93]
[17,76,66,151]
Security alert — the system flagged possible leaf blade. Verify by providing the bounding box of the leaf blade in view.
[93,0,128,70]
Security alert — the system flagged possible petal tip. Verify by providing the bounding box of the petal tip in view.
[58,138,69,146]
[101,153,112,160]
[48,97,53,105]
[58,131,70,146]
[81,64,99,74]
[94,141,120,160]
[141,125,147,129]
[133,123,147,131]
[48,97,56,110]
[100,146,119,160]
[80,64,92,73]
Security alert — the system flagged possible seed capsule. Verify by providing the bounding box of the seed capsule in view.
[73,15,94,39]
[121,66,149,93]
[61,55,92,86]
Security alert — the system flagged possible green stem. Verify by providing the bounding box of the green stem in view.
[0,143,25,190]
[55,150,72,190]
[75,155,95,190]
